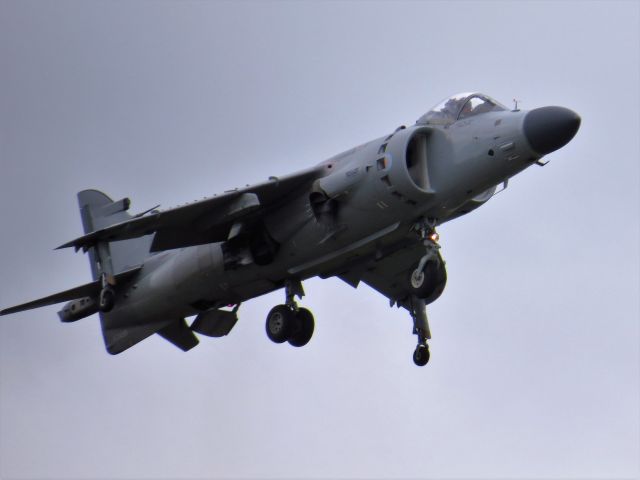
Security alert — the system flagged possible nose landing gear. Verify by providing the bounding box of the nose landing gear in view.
[265,279,315,347]
[409,295,432,366]
[407,219,442,367]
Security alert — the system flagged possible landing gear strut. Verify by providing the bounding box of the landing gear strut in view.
[98,273,115,312]
[408,220,441,297]
[407,219,440,367]
[265,279,315,347]
[410,295,431,366]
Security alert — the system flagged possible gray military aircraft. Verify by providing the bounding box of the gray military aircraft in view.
[1,93,580,366]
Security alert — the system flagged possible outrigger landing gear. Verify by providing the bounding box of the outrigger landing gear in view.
[98,272,115,313]
[410,295,431,366]
[265,279,315,347]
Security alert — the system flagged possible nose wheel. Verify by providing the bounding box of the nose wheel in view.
[408,296,432,366]
[413,343,430,366]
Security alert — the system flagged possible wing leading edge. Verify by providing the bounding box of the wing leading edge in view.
[58,165,326,253]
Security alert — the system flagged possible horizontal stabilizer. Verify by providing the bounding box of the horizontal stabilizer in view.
[0,266,142,316]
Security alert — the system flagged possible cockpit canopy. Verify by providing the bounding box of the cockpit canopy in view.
[416,92,507,126]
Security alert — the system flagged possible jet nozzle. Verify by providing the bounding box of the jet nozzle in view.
[523,106,581,156]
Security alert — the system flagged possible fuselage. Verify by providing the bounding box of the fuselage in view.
[0,92,581,361]
[109,97,578,328]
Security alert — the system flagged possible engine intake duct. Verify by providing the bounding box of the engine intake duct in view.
[406,132,432,191]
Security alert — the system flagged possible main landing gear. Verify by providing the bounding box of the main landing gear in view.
[265,279,315,347]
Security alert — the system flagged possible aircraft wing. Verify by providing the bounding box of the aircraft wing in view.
[0,266,141,316]
[58,165,325,252]
[338,239,427,310]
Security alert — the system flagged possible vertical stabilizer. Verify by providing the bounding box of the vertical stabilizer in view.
[77,190,159,354]
[77,190,153,279]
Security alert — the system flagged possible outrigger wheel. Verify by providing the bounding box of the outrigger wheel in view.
[98,272,116,313]
[98,287,115,312]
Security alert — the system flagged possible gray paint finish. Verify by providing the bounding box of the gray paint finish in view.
[0,1,638,478]
[0,93,577,357]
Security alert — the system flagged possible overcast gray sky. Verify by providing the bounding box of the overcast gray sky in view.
[1,1,638,478]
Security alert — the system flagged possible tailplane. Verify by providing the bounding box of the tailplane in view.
[2,190,195,355]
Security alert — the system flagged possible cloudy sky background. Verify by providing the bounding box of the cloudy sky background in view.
[1,1,638,478]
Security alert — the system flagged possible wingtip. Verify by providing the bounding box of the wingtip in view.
[1,306,25,316]
[55,240,84,251]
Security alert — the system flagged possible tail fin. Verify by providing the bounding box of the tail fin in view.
[77,190,153,279]
[78,190,166,354]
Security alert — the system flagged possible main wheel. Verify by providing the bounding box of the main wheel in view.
[288,308,315,347]
[98,288,115,313]
[413,344,430,366]
[265,305,295,344]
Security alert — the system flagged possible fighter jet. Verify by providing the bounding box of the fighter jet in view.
[0,93,580,366]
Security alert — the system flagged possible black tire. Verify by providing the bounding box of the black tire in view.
[98,288,115,313]
[288,308,315,347]
[407,261,441,299]
[413,344,430,366]
[265,305,295,344]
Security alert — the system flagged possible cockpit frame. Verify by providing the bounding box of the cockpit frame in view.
[417,92,508,126]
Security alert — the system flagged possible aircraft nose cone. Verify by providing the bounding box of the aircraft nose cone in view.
[523,106,581,155]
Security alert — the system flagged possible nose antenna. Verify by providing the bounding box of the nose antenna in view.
[512,98,521,112]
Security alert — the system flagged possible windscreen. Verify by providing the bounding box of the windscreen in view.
[416,93,506,126]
